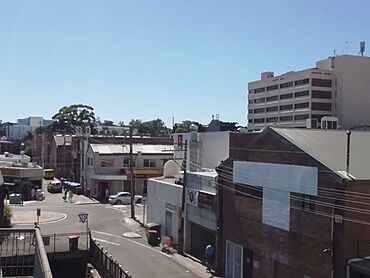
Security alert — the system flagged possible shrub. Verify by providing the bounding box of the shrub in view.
[4,205,12,227]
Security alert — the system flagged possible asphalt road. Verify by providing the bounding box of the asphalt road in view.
[10,188,201,278]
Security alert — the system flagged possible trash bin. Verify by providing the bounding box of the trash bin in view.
[68,235,80,251]
[146,223,161,246]
[9,193,22,204]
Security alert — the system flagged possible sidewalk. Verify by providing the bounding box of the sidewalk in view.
[73,194,100,205]
[122,216,219,278]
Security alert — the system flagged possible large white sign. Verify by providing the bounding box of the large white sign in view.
[233,161,318,231]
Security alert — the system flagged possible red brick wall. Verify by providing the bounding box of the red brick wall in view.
[218,130,341,278]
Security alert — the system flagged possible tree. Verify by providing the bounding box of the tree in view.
[0,120,5,137]
[118,121,125,127]
[102,120,114,126]
[52,104,96,134]
[174,120,194,133]
[144,118,166,136]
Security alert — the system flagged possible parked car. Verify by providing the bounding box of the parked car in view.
[47,181,62,193]
[108,192,142,205]
[64,181,82,195]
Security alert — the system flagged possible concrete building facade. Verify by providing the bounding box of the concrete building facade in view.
[5,117,54,140]
[247,55,370,130]
[86,143,173,200]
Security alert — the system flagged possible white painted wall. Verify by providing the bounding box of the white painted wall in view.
[233,161,318,231]
[147,178,182,243]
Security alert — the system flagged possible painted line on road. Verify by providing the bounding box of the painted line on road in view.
[91,229,172,258]
[15,213,68,226]
[91,230,123,239]
[94,238,120,246]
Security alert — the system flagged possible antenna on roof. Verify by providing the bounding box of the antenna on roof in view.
[360,41,365,56]
[345,41,348,54]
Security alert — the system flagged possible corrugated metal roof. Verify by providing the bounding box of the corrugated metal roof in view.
[90,144,173,154]
[272,128,370,180]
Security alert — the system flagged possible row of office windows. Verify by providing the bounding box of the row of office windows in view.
[249,90,331,104]
[249,114,310,124]
[249,102,311,114]
[249,102,331,114]
[91,158,158,168]
[250,78,332,94]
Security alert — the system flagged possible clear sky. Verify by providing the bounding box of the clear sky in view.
[0,0,369,127]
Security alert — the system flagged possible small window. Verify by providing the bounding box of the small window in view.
[123,158,130,167]
[280,81,293,89]
[312,90,332,99]
[266,95,278,102]
[254,97,265,104]
[280,93,293,100]
[312,78,332,87]
[294,78,309,86]
[253,118,265,123]
[311,102,332,111]
[144,159,156,168]
[266,106,278,112]
[294,90,309,98]
[267,84,278,91]
[302,194,315,211]
[101,159,114,167]
[266,117,278,123]
[279,104,293,111]
[294,114,309,121]
[279,116,293,122]
[248,109,253,114]
[294,102,309,109]
[248,119,253,124]
[254,87,265,93]
[254,108,265,114]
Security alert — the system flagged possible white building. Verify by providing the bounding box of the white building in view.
[6,117,54,140]
[85,143,173,200]
[247,55,370,130]
[148,127,230,259]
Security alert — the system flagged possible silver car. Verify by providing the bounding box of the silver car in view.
[108,192,142,205]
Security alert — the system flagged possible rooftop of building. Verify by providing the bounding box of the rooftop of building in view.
[271,127,370,180]
[90,143,174,155]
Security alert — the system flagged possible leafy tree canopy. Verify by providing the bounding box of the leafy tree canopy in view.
[174,120,195,133]
[52,104,96,133]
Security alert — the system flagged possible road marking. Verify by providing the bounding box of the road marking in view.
[91,230,123,239]
[91,230,172,258]
[94,238,120,246]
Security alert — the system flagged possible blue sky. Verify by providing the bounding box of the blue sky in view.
[0,0,369,127]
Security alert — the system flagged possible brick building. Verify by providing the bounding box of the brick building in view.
[216,128,370,278]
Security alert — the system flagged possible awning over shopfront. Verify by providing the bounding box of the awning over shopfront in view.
[91,174,127,181]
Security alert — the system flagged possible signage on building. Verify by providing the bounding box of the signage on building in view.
[177,135,183,150]
[186,189,198,206]
[198,191,215,210]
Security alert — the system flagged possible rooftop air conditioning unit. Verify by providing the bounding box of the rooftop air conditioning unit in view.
[321,116,338,130]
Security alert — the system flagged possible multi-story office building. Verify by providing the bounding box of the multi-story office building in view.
[5,117,54,140]
[247,55,370,130]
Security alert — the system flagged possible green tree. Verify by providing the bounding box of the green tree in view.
[174,120,194,133]
[144,118,166,136]
[0,120,5,137]
[52,104,96,134]
[118,121,125,127]
[102,120,114,126]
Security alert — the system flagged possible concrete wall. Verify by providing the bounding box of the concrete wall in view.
[147,178,182,243]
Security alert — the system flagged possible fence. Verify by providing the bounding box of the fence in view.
[0,228,52,278]
[89,234,132,278]
[41,231,89,255]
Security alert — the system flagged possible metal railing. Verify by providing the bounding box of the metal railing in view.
[41,231,89,255]
[0,228,52,278]
[89,234,132,278]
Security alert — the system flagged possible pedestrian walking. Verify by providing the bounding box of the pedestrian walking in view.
[63,189,67,202]
[205,243,215,272]
[68,190,74,203]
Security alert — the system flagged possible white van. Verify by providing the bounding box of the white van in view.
[47,181,62,193]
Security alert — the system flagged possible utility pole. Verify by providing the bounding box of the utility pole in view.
[178,140,188,255]
[129,126,135,219]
